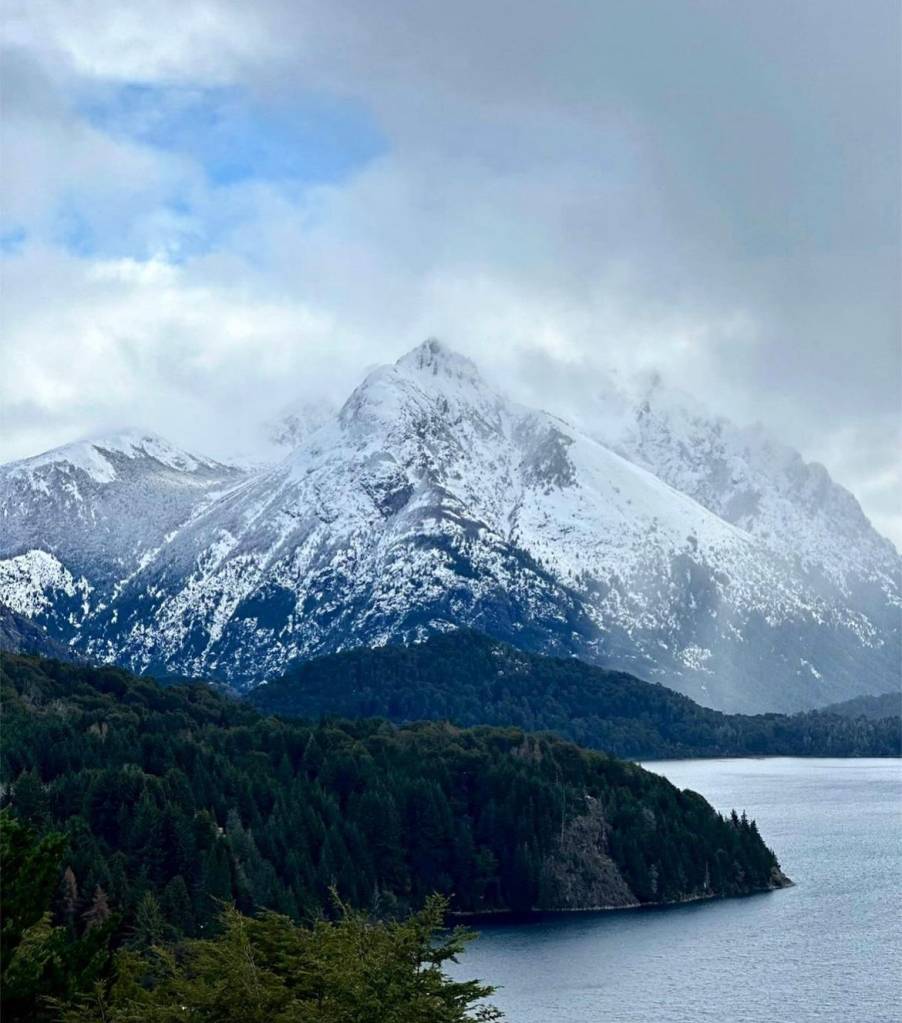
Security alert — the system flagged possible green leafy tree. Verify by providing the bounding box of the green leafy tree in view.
[59,896,501,1022]
[1,812,66,968]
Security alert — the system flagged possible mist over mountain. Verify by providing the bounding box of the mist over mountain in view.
[1,340,898,713]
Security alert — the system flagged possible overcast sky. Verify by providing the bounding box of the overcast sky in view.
[1,0,899,545]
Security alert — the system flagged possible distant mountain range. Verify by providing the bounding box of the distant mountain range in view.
[3,614,894,757]
[2,340,899,713]
[818,690,901,721]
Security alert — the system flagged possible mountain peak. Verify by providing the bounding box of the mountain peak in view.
[6,428,227,484]
[338,339,492,431]
[395,338,482,384]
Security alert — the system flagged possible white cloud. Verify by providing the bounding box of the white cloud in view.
[2,0,268,85]
[0,0,899,547]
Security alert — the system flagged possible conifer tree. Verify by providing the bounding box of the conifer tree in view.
[1,814,113,1021]
[59,867,79,932]
[82,887,111,932]
[127,892,170,950]
[159,876,195,937]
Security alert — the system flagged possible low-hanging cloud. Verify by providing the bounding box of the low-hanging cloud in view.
[1,0,899,545]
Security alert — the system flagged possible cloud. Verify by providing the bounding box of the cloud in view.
[2,0,268,85]
[1,0,899,545]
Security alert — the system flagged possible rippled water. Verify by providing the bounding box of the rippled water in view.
[451,758,902,1023]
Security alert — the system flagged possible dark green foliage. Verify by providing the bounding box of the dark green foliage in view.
[2,653,784,953]
[57,896,501,1023]
[251,631,902,758]
[1,813,68,970]
[0,813,113,1021]
[1,810,499,1021]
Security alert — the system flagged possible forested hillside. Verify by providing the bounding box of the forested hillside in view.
[818,691,901,721]
[2,654,786,943]
[250,632,901,758]
[2,811,502,1022]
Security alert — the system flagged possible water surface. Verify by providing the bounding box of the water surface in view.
[452,758,902,1023]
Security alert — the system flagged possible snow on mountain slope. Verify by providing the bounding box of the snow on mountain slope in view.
[0,550,91,622]
[575,374,898,590]
[0,430,247,634]
[1,343,898,712]
[14,429,227,481]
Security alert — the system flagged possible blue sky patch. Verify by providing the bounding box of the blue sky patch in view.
[0,225,27,255]
[79,83,387,187]
[54,207,97,257]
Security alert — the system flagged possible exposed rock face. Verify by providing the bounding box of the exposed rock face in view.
[539,795,636,910]
[0,603,78,661]
[1,342,899,713]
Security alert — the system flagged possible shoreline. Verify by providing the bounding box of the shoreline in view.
[636,753,902,763]
[450,877,794,921]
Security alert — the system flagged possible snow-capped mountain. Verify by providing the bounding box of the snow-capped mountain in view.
[573,373,899,592]
[1,342,898,712]
[0,430,246,634]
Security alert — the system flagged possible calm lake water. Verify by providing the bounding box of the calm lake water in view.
[451,758,902,1023]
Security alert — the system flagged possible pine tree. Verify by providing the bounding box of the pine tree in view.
[56,897,502,1023]
[159,876,195,937]
[201,841,234,908]
[127,892,170,950]
[1,812,66,969]
[1,814,113,1021]
[83,887,111,932]
[13,769,48,823]
[59,867,79,932]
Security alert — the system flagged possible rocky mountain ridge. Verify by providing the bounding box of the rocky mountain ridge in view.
[1,340,898,712]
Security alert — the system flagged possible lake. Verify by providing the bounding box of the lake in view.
[451,758,902,1023]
